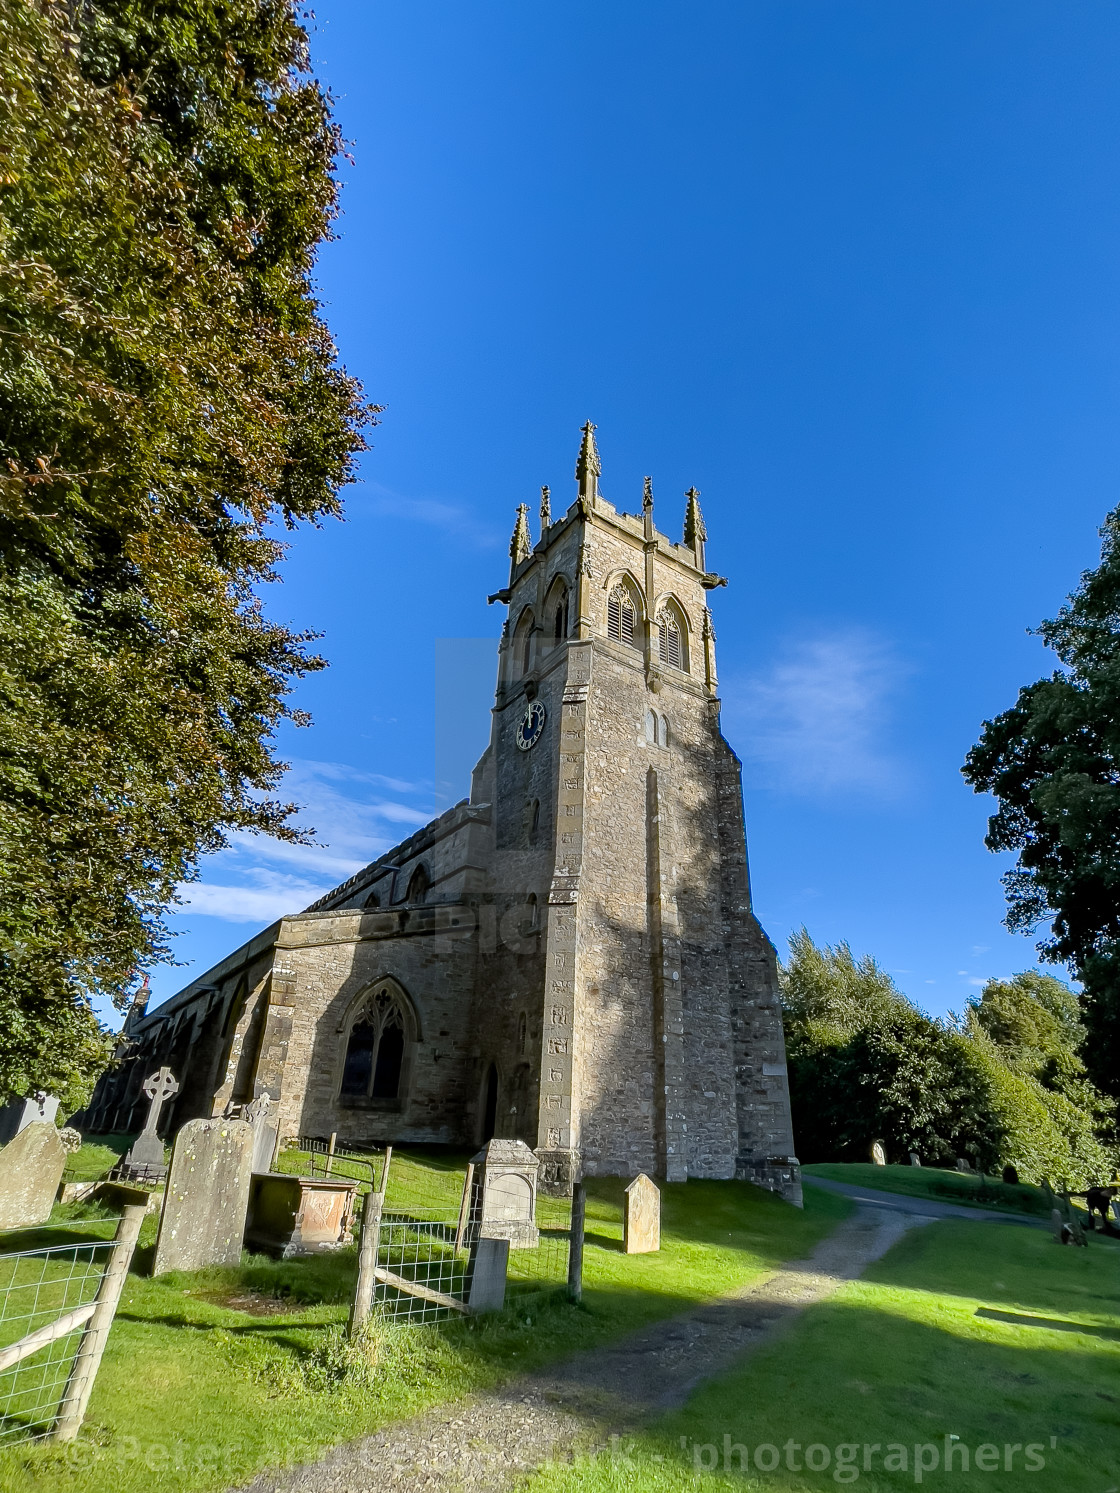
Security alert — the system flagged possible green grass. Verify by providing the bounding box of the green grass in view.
[60,1138,136,1184]
[0,1149,847,1493]
[524,1217,1120,1492]
[804,1162,1059,1218]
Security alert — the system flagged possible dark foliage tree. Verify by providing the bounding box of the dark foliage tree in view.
[0,0,374,1107]
[781,934,1116,1183]
[963,509,1120,1095]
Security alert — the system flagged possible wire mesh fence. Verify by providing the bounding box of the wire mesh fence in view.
[0,1224,119,1445]
[370,1203,573,1324]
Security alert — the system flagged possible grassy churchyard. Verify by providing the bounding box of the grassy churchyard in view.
[0,1148,847,1493]
[526,1202,1120,1492]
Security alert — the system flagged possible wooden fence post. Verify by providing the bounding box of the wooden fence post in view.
[567,1182,585,1304]
[349,1146,391,1337]
[52,1203,146,1442]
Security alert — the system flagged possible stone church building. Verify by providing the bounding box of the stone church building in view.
[85,426,801,1200]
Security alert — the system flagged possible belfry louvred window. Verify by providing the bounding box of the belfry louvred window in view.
[657,610,684,670]
[608,584,638,646]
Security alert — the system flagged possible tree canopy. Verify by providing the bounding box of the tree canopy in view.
[963,508,1120,1094]
[780,932,1116,1185]
[0,0,373,1108]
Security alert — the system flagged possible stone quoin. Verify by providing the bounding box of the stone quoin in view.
[84,426,801,1201]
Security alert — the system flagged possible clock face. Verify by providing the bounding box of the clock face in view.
[515,698,547,751]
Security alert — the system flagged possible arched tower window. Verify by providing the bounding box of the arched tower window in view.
[362,889,380,909]
[608,583,639,647]
[406,865,430,904]
[340,984,412,1102]
[554,587,569,642]
[656,606,687,671]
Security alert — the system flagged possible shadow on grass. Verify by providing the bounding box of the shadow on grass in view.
[975,1307,1120,1340]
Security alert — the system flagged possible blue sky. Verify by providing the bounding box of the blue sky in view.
[143,2,1120,1022]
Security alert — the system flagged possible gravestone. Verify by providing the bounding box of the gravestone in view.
[467,1236,510,1312]
[870,1141,887,1166]
[466,1139,539,1249]
[0,1123,67,1229]
[0,1092,60,1146]
[152,1117,254,1274]
[121,1067,178,1178]
[909,1152,921,1167]
[624,1173,661,1254]
[244,1093,277,1175]
[955,1157,971,1173]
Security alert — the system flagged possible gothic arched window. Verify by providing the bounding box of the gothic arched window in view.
[512,609,535,677]
[406,865,430,904]
[607,583,639,647]
[340,985,411,1102]
[362,889,380,909]
[656,607,686,671]
[554,587,569,642]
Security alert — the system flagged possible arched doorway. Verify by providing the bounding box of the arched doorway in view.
[481,1062,499,1143]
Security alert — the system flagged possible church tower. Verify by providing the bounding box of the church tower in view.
[476,424,800,1199]
[84,424,799,1207]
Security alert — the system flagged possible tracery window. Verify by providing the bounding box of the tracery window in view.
[340,986,409,1101]
[553,587,569,642]
[657,608,685,670]
[607,583,639,647]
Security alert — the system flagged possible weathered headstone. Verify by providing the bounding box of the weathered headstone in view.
[870,1140,887,1166]
[0,1092,60,1146]
[152,1117,254,1274]
[624,1173,661,1254]
[955,1157,971,1173]
[467,1236,509,1313]
[0,1123,67,1229]
[1050,1206,1065,1243]
[244,1093,277,1175]
[909,1152,921,1167]
[121,1067,178,1177]
[466,1138,539,1249]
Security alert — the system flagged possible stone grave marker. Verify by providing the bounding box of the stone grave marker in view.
[909,1152,921,1167]
[466,1138,540,1249]
[152,1117,254,1274]
[870,1140,887,1166]
[0,1092,60,1146]
[0,1123,67,1229]
[624,1173,660,1254]
[955,1157,971,1173]
[243,1093,277,1175]
[121,1067,178,1178]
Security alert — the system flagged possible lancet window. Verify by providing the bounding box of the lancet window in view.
[657,607,686,670]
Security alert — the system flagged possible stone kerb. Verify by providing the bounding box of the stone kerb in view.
[0,1123,67,1230]
[468,1138,540,1249]
[152,1118,254,1274]
[623,1172,660,1254]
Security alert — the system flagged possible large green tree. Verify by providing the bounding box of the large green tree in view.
[0,0,373,1108]
[963,509,1120,1094]
[781,933,1116,1184]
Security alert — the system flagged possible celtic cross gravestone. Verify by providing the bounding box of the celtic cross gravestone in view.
[121,1067,179,1177]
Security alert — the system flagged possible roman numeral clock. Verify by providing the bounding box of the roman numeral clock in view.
[515,698,546,751]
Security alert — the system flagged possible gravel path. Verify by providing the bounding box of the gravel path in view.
[233,1203,926,1493]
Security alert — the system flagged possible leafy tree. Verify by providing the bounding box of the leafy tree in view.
[963,508,1120,1093]
[0,0,373,1107]
[781,934,1117,1184]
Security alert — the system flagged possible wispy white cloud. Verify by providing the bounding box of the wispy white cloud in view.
[363,481,503,549]
[726,629,911,800]
[173,758,435,928]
